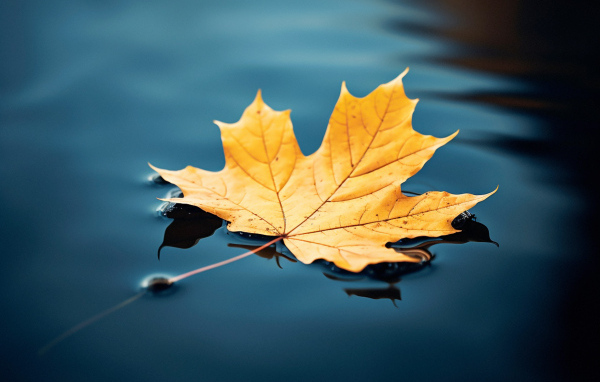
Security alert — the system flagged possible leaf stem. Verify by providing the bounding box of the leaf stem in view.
[38,236,283,355]
[168,236,283,283]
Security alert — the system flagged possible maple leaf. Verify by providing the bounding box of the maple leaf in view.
[151,69,495,272]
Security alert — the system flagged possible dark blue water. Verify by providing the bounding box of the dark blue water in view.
[2,0,598,381]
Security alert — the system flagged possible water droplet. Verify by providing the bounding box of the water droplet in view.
[141,275,176,295]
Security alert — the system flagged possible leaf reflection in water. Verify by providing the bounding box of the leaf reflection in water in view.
[157,200,497,304]
[157,201,222,259]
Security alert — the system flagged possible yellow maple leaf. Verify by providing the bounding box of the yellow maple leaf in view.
[151,69,496,272]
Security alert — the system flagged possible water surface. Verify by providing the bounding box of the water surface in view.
[1,0,597,381]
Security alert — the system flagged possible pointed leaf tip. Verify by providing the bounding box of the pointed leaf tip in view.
[148,163,161,172]
[255,89,263,104]
[340,81,348,95]
[387,68,409,87]
[448,130,459,140]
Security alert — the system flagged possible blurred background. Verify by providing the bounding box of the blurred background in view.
[1,0,598,380]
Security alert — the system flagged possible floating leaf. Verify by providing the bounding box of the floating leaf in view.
[152,69,495,272]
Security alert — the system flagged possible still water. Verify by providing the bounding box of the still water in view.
[1,0,597,381]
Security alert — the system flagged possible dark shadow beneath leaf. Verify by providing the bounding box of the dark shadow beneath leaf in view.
[228,243,297,268]
[391,219,498,250]
[158,203,222,259]
[157,203,496,304]
[345,285,401,307]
